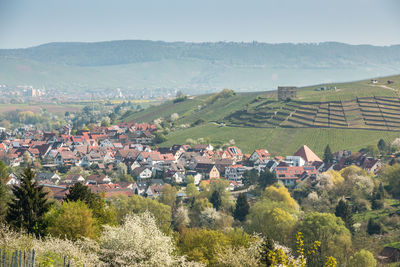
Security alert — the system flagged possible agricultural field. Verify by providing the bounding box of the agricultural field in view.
[161,122,400,156]
[0,103,83,116]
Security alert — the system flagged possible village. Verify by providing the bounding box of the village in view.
[0,120,383,200]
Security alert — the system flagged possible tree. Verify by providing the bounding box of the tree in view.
[246,199,297,243]
[160,184,177,208]
[65,183,117,226]
[377,139,387,154]
[242,169,258,187]
[382,164,400,198]
[0,161,9,222]
[365,145,379,158]
[259,235,274,266]
[99,212,191,266]
[264,185,299,211]
[177,228,245,265]
[6,167,51,237]
[297,212,352,265]
[233,193,250,222]
[323,145,333,164]
[210,190,222,211]
[172,206,190,231]
[186,183,199,198]
[367,218,384,235]
[112,194,172,233]
[335,199,355,233]
[101,119,110,127]
[47,201,97,240]
[258,170,277,188]
[153,132,167,144]
[65,182,93,203]
[348,249,377,267]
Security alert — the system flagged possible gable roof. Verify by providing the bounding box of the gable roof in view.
[293,145,322,162]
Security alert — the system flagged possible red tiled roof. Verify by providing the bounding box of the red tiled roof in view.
[293,145,322,162]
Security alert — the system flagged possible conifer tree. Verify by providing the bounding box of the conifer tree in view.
[0,160,9,222]
[335,199,355,233]
[323,144,333,164]
[233,193,250,222]
[210,190,222,211]
[377,139,387,154]
[65,182,94,203]
[6,167,51,237]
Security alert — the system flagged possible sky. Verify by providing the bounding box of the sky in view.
[0,0,399,49]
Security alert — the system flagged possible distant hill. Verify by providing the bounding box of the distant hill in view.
[0,40,400,93]
[121,74,400,155]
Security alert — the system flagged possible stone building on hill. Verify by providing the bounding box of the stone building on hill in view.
[278,86,297,101]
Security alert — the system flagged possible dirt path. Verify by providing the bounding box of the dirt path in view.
[368,84,398,92]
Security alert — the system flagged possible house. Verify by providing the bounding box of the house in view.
[64,174,85,184]
[54,151,77,166]
[86,174,112,185]
[6,173,19,186]
[228,181,240,191]
[166,170,185,184]
[361,158,382,174]
[274,163,317,186]
[114,149,139,163]
[132,166,153,180]
[195,163,220,179]
[80,153,103,167]
[293,145,322,163]
[249,149,270,165]
[285,156,305,167]
[263,160,278,172]
[132,181,149,195]
[191,144,214,152]
[42,184,69,200]
[188,155,213,169]
[225,146,243,161]
[145,184,163,198]
[35,172,61,183]
[99,139,114,148]
[225,164,249,181]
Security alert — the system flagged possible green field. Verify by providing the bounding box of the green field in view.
[161,122,400,156]
[122,74,400,156]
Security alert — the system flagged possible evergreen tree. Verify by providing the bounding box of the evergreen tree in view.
[259,170,277,188]
[377,139,387,154]
[367,218,383,235]
[323,144,333,164]
[242,169,258,187]
[378,183,385,199]
[65,182,94,203]
[6,167,51,237]
[233,193,250,222]
[0,160,9,222]
[65,182,116,225]
[210,190,222,211]
[335,199,355,233]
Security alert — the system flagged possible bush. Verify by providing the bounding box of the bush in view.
[367,218,384,235]
[173,95,188,103]
[371,199,384,210]
[191,118,205,127]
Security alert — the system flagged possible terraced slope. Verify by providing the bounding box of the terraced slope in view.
[226,96,400,131]
[122,74,400,155]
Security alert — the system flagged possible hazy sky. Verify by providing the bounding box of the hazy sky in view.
[0,0,399,48]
